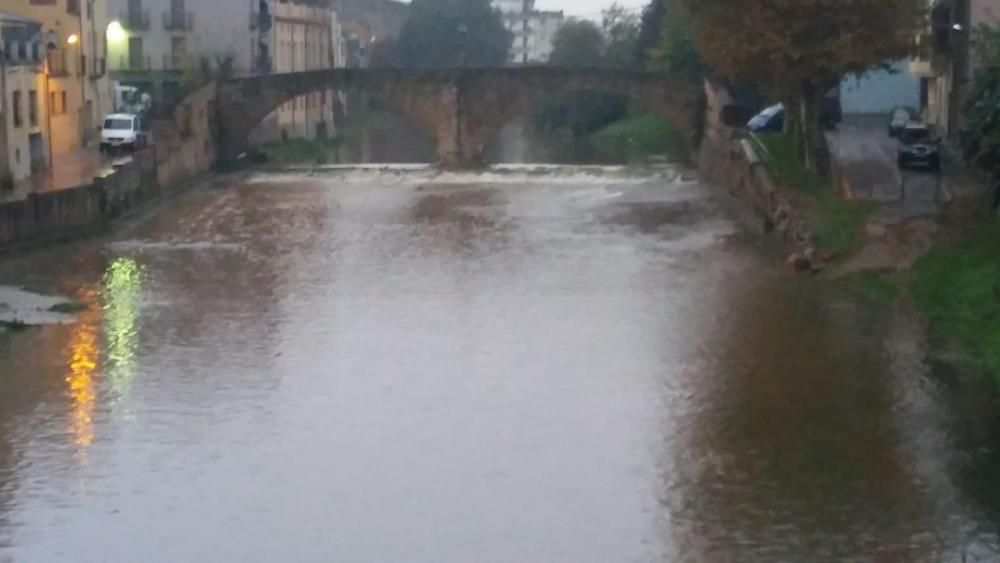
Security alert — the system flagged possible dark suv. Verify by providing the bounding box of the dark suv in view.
[897,123,940,171]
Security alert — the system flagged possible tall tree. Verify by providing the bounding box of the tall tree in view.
[635,0,666,66]
[602,3,641,69]
[543,19,626,135]
[680,0,922,171]
[396,0,512,68]
[549,20,606,67]
[645,0,702,83]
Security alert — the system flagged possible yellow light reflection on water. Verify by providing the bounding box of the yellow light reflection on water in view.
[103,257,144,401]
[66,291,101,449]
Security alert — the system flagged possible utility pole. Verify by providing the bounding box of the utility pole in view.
[0,42,10,184]
[521,0,529,64]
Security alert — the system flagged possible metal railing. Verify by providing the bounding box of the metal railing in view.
[162,53,191,72]
[163,10,194,31]
[118,54,152,72]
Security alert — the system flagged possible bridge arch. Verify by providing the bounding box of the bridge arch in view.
[217,68,701,167]
[458,69,701,164]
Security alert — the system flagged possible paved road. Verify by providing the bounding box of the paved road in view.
[826,118,940,221]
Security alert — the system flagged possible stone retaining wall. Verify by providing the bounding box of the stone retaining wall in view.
[697,81,817,265]
[0,84,217,252]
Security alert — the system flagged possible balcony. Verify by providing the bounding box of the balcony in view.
[163,10,194,32]
[121,9,151,31]
[162,53,191,72]
[118,54,153,72]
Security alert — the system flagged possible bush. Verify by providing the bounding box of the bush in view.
[260,137,343,164]
[590,113,687,160]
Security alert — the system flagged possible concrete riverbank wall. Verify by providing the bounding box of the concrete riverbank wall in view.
[0,83,217,252]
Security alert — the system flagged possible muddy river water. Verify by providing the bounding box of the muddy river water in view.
[0,166,999,562]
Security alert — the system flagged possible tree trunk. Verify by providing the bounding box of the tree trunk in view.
[791,82,826,177]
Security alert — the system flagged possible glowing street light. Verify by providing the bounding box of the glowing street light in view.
[106,21,126,43]
[66,33,79,45]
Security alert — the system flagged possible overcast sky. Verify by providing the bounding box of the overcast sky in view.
[536,0,647,18]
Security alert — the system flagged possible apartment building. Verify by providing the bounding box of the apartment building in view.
[1,11,50,182]
[263,1,341,140]
[5,0,114,156]
[106,0,276,104]
[910,0,1000,136]
[492,0,563,64]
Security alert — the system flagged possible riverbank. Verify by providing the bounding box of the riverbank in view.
[748,131,1000,383]
[0,83,217,256]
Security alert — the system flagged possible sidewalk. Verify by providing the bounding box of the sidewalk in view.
[1,148,116,204]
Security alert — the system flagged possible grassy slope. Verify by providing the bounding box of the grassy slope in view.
[911,219,1000,380]
[754,133,874,254]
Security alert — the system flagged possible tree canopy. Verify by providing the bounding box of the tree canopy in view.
[644,0,703,83]
[681,0,921,97]
[395,0,512,68]
[549,20,607,67]
[680,0,922,169]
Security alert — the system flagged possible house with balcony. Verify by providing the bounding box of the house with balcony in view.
[107,0,277,106]
[1,11,50,182]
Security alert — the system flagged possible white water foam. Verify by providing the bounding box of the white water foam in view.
[246,163,693,187]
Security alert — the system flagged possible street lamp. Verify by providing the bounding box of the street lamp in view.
[106,21,126,43]
[66,34,79,45]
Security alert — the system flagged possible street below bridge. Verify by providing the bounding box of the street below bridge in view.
[0,165,999,561]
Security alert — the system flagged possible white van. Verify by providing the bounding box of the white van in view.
[100,113,145,152]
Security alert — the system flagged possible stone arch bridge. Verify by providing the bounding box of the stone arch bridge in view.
[218,67,702,167]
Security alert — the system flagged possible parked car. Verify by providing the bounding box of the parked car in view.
[897,122,940,171]
[887,106,917,137]
[100,113,146,153]
[747,94,842,133]
[747,103,785,133]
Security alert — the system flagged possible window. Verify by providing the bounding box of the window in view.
[12,91,23,128]
[67,0,79,15]
[28,91,38,126]
[49,91,67,116]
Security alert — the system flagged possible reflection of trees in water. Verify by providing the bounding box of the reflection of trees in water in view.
[408,188,514,258]
[339,104,435,164]
[654,278,951,560]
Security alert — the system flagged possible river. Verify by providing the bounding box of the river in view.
[1,164,999,562]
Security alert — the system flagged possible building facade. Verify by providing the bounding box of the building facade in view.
[263,2,340,140]
[4,0,113,157]
[909,0,1000,136]
[1,11,50,182]
[492,0,563,64]
[106,0,276,105]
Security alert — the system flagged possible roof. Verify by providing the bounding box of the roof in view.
[0,11,41,26]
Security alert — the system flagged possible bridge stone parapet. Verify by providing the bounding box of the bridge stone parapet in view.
[218,67,702,167]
